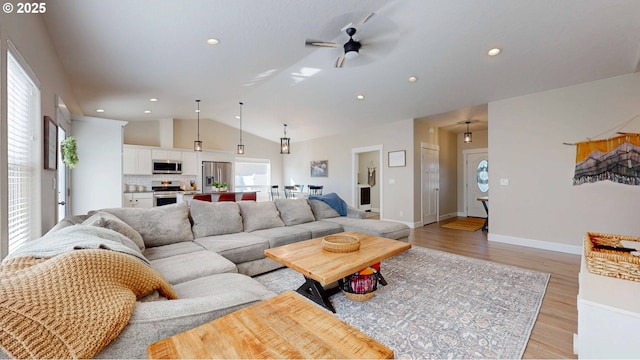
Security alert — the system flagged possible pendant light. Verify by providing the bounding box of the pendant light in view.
[464,121,472,143]
[237,102,245,155]
[280,124,290,154]
[193,99,202,151]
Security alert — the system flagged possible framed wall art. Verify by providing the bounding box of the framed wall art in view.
[310,160,328,177]
[388,150,406,167]
[44,116,57,170]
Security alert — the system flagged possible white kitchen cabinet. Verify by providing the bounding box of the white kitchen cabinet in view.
[575,252,640,358]
[123,192,154,208]
[123,146,152,175]
[152,149,182,161]
[181,151,198,175]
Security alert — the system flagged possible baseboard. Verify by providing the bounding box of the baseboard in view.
[381,218,420,229]
[488,233,582,255]
[439,212,457,221]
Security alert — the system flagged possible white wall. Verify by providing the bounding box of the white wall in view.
[283,119,415,225]
[489,73,640,253]
[71,116,127,214]
[0,11,82,251]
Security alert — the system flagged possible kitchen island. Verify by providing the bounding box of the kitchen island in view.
[177,191,257,204]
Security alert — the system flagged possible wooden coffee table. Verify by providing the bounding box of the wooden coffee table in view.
[147,291,394,359]
[264,231,411,312]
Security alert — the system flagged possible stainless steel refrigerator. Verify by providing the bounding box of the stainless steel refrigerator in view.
[202,161,232,193]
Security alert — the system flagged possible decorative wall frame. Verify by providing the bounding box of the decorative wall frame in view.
[44,116,57,170]
[310,160,328,177]
[388,150,406,167]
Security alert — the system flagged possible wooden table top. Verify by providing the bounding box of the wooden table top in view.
[147,291,394,359]
[264,231,411,285]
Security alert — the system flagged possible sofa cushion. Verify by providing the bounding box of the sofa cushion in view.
[100,202,194,247]
[150,250,237,285]
[172,273,276,299]
[274,198,316,226]
[195,233,270,264]
[323,217,410,240]
[142,242,206,261]
[190,200,243,238]
[83,211,145,250]
[251,226,312,248]
[237,201,284,232]
[291,220,344,238]
[309,199,341,220]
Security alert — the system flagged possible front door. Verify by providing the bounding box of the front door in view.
[422,146,439,225]
[466,151,488,218]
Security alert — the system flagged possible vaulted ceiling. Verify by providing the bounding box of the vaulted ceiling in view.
[42,0,640,142]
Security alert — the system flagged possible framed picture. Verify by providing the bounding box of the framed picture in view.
[44,116,57,170]
[310,160,328,177]
[388,150,406,167]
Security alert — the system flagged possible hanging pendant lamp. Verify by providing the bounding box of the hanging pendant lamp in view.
[194,99,203,151]
[280,124,290,154]
[237,102,245,155]
[464,121,472,143]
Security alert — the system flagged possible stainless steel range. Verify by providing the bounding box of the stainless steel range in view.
[151,180,183,207]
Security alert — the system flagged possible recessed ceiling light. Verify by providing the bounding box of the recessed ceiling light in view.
[149,98,158,102]
[206,38,220,45]
[356,94,365,100]
[408,76,418,82]
[487,47,501,56]
[96,109,105,113]
[144,110,151,114]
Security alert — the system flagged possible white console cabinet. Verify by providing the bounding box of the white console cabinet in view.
[576,253,640,358]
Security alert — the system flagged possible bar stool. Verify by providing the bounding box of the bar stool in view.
[240,192,257,201]
[193,194,212,202]
[217,193,236,202]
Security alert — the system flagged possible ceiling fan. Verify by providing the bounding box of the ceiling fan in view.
[305,13,375,68]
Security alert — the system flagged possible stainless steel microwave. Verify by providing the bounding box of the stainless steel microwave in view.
[152,159,182,174]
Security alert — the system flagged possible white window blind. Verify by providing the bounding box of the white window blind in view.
[7,51,38,253]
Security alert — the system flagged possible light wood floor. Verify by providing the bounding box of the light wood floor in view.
[411,217,580,359]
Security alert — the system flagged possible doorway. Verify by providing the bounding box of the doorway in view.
[352,145,383,219]
[464,149,488,218]
[56,97,71,222]
[421,144,439,225]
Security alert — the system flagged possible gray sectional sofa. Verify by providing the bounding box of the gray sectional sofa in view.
[1,196,410,359]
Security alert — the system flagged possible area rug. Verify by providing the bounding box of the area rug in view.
[441,217,486,231]
[255,246,549,359]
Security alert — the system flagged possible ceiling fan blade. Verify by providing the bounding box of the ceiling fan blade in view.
[335,55,345,68]
[356,12,375,26]
[305,40,340,48]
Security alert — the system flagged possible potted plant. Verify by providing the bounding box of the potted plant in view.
[219,182,228,192]
[61,137,79,169]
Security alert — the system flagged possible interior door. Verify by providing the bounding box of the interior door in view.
[422,146,439,225]
[57,126,68,222]
[466,151,488,218]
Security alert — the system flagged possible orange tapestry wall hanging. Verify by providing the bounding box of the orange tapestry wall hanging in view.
[573,134,640,185]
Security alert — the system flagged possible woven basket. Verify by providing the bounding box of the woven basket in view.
[342,290,375,302]
[322,234,360,253]
[584,232,640,282]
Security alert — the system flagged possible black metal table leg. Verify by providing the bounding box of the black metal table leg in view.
[480,199,489,231]
[296,276,339,313]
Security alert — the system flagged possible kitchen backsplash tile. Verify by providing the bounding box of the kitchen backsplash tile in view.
[123,175,197,191]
